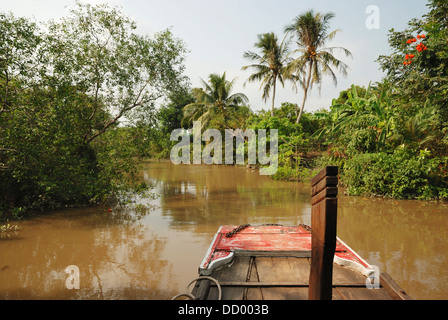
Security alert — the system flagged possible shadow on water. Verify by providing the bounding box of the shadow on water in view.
[0,160,446,299]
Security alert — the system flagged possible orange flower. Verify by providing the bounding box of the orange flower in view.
[405,54,410,59]
[421,34,426,38]
[417,44,428,52]
[410,54,415,58]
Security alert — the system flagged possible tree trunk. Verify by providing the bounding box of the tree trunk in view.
[296,61,313,124]
[271,75,277,117]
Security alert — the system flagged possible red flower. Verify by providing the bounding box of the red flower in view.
[410,54,415,58]
[412,38,417,43]
[407,39,412,44]
[417,35,421,39]
[405,54,410,59]
[416,44,427,52]
[421,34,426,38]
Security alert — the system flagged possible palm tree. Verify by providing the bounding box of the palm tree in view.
[285,10,352,123]
[242,32,290,117]
[182,72,249,129]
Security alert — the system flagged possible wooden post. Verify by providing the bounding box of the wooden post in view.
[308,166,338,300]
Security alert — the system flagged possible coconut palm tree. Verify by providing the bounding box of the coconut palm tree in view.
[285,10,352,124]
[182,72,249,129]
[242,32,291,117]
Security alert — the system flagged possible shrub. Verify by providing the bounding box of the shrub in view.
[341,152,448,200]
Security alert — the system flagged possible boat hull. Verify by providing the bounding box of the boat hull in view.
[199,225,374,277]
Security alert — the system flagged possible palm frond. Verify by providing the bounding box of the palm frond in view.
[284,9,352,122]
[242,31,293,115]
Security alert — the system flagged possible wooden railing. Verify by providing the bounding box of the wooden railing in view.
[308,166,338,300]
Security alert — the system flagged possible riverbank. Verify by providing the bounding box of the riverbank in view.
[265,150,448,202]
[1,161,447,299]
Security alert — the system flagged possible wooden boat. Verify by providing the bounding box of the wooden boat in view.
[180,166,411,300]
[191,224,410,300]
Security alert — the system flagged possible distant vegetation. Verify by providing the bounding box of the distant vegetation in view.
[1,0,447,219]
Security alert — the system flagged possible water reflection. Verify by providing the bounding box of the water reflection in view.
[0,160,447,299]
[143,161,312,229]
[337,196,448,300]
[0,209,176,299]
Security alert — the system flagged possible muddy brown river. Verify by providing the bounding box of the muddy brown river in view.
[0,160,447,299]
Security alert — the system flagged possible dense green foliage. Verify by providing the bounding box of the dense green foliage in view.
[242,1,447,200]
[182,72,250,130]
[1,1,447,221]
[0,3,187,219]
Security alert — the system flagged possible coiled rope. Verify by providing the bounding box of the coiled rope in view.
[171,276,222,300]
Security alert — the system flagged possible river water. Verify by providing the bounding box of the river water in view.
[0,160,447,300]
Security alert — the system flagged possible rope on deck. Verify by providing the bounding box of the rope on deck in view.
[225,224,251,238]
[171,276,222,300]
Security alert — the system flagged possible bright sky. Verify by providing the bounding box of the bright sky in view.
[1,0,430,113]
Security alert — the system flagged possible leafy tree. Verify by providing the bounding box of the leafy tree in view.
[376,0,448,156]
[158,86,194,134]
[332,85,368,106]
[242,32,290,117]
[142,85,195,158]
[284,10,352,124]
[182,72,249,129]
[391,104,441,153]
[0,3,188,218]
[42,2,187,148]
[314,84,399,154]
[0,12,41,117]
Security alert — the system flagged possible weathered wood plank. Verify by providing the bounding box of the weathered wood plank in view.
[210,282,370,287]
[311,166,338,187]
[333,287,393,300]
[208,256,251,300]
[244,257,263,300]
[380,272,412,300]
[311,176,338,196]
[311,186,338,206]
[196,253,407,300]
[192,278,211,300]
[255,257,310,300]
[309,197,338,300]
[284,257,311,283]
[261,287,309,300]
[234,250,311,258]
[332,264,366,285]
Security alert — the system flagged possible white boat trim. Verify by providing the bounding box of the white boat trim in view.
[334,237,375,278]
[199,252,234,276]
[199,227,222,272]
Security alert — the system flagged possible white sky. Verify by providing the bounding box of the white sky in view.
[1,0,430,113]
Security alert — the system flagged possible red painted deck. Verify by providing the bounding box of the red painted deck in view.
[199,225,373,277]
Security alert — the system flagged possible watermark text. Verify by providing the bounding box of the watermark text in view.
[170,121,278,175]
